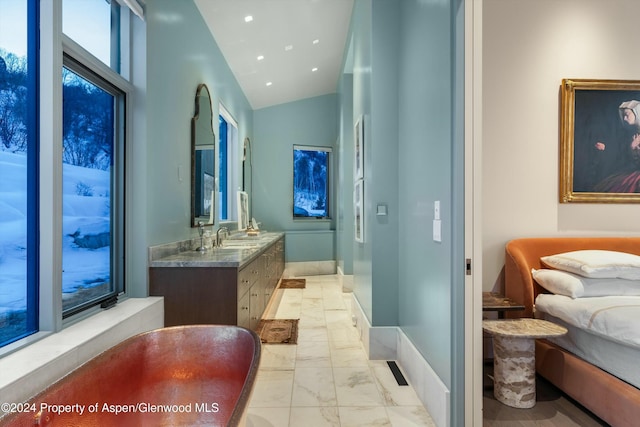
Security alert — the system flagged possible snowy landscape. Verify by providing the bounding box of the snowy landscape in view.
[293,149,328,218]
[0,149,111,315]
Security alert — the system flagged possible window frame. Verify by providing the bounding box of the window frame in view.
[58,34,133,326]
[218,103,239,223]
[60,53,126,319]
[1,0,138,355]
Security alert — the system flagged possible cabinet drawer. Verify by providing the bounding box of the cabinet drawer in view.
[237,291,250,329]
[238,258,259,296]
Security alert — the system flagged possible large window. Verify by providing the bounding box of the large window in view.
[0,0,38,346]
[219,105,238,222]
[293,145,331,219]
[61,58,124,317]
[0,0,135,349]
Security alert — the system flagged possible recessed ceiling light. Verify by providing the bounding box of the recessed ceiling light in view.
[312,67,318,72]
[284,45,293,51]
[244,15,253,23]
[313,39,320,45]
[257,55,264,61]
[266,82,273,87]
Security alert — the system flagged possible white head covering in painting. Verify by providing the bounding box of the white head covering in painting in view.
[619,100,640,132]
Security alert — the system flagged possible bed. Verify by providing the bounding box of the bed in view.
[504,237,640,427]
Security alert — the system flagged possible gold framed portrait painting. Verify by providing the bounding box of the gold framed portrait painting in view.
[560,79,640,203]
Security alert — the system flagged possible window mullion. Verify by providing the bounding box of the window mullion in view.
[38,0,65,332]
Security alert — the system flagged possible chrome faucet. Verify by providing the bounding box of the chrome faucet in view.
[216,226,229,247]
[196,221,207,252]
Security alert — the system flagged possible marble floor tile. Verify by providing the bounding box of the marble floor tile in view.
[291,367,337,407]
[338,406,391,427]
[325,310,352,326]
[289,406,340,426]
[298,311,326,328]
[327,323,361,343]
[296,341,332,368]
[330,341,370,367]
[245,407,291,427]
[302,289,324,300]
[250,370,295,408]
[386,406,436,426]
[260,344,297,370]
[323,297,348,310]
[301,298,324,313]
[247,274,435,427]
[296,326,330,343]
[333,367,384,407]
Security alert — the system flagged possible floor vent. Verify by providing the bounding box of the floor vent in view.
[387,361,409,386]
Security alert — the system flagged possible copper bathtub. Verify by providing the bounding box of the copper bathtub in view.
[0,325,261,427]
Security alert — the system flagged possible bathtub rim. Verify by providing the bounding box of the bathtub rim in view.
[0,324,262,427]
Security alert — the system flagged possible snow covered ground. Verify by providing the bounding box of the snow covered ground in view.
[0,150,110,314]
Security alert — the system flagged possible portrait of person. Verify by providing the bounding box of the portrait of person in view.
[571,89,640,194]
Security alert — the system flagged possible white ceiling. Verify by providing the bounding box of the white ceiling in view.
[194,0,354,110]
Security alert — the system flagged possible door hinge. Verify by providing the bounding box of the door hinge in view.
[466,258,472,276]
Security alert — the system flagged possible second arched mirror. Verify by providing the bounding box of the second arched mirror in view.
[191,84,215,227]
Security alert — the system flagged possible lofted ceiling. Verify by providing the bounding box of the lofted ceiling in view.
[193,0,354,110]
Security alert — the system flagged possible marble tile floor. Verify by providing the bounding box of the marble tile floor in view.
[245,274,436,427]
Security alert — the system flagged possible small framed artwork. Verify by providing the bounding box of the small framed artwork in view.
[560,78,640,203]
[354,179,364,243]
[354,115,364,180]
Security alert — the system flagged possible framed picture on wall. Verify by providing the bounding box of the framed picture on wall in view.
[560,78,640,203]
[354,179,364,243]
[354,115,364,180]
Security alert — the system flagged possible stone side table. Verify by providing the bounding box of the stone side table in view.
[482,318,567,408]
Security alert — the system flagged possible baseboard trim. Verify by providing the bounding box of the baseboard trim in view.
[284,260,336,276]
[350,294,450,427]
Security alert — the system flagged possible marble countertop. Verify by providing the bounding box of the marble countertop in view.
[482,318,567,339]
[148,231,284,269]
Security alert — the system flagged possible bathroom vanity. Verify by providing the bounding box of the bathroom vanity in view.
[149,232,285,329]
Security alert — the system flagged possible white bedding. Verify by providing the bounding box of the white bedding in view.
[535,294,640,348]
[535,294,640,388]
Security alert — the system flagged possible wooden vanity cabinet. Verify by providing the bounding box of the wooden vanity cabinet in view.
[149,236,285,329]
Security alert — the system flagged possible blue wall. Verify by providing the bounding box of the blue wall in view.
[341,0,464,422]
[252,94,338,262]
[337,73,354,275]
[145,0,253,249]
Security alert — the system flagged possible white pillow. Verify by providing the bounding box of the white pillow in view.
[532,268,640,298]
[540,250,640,280]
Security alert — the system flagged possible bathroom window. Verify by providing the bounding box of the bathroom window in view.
[0,0,137,350]
[293,145,331,219]
[219,105,238,222]
[61,57,125,317]
[0,0,39,347]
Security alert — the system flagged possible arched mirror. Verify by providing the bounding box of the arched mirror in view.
[191,84,215,227]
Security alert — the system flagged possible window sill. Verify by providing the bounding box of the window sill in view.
[0,297,163,410]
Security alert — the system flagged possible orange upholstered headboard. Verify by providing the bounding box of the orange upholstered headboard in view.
[504,237,640,318]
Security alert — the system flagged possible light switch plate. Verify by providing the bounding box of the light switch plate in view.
[433,219,442,242]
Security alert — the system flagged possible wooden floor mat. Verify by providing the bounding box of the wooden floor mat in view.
[279,278,306,289]
[256,319,298,344]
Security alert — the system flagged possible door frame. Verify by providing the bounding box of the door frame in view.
[464,0,483,425]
